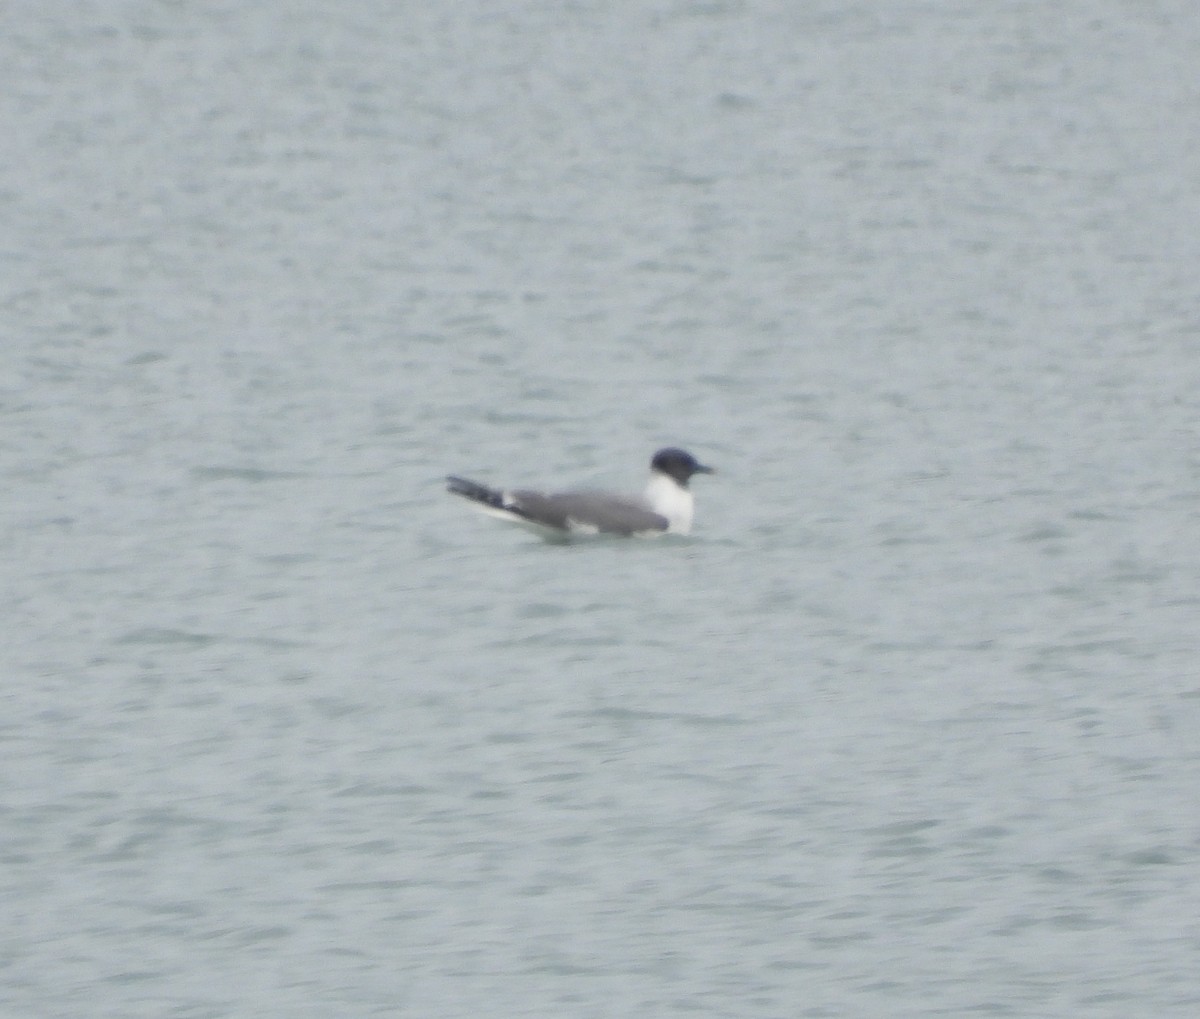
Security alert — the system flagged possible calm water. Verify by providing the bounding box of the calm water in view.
[4,2,1200,1016]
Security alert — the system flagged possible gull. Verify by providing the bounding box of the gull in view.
[446,447,714,539]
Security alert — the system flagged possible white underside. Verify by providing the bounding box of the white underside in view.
[464,469,695,538]
[473,502,667,540]
[644,472,694,533]
[476,504,555,532]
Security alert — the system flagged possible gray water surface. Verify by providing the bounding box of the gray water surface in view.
[4,3,1200,1017]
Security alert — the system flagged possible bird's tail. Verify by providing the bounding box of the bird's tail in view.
[446,475,506,510]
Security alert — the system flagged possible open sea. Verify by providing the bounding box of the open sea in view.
[4,2,1199,1016]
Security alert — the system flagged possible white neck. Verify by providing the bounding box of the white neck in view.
[644,472,694,533]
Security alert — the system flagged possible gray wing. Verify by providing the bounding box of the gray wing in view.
[510,489,668,535]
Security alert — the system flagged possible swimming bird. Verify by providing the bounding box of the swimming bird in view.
[446,447,714,538]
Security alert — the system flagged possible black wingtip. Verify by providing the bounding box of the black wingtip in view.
[446,475,504,509]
